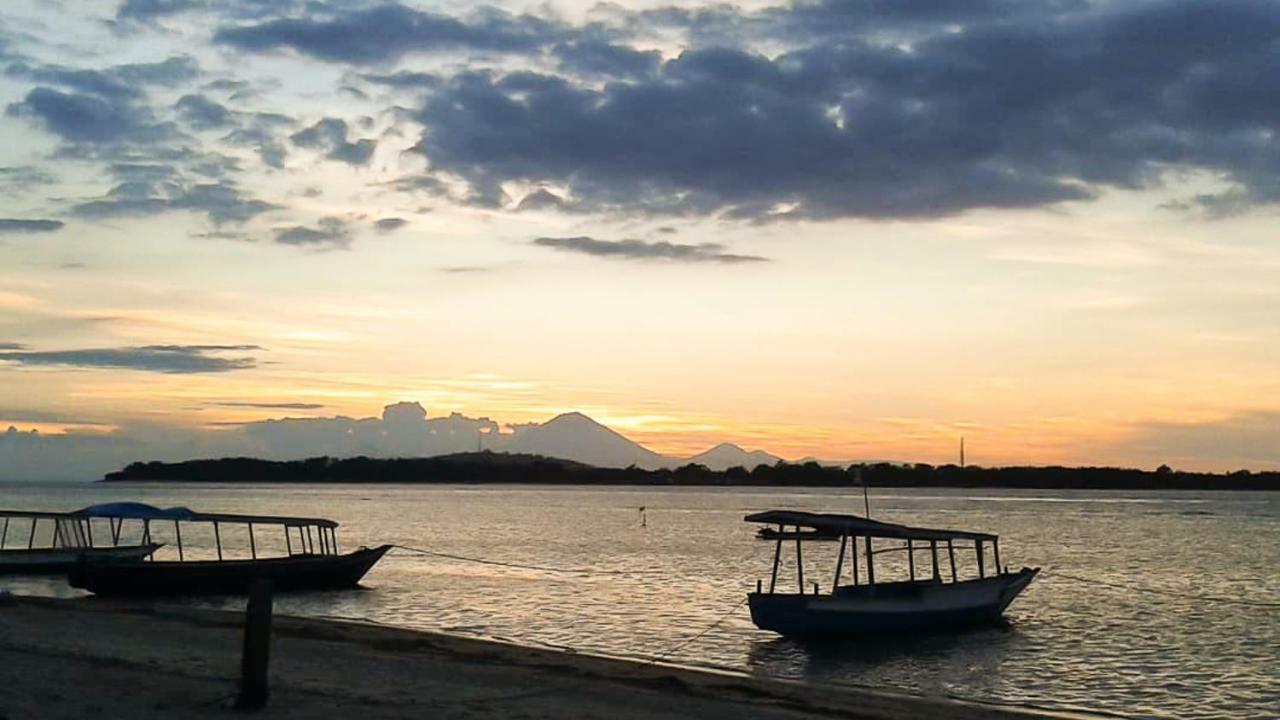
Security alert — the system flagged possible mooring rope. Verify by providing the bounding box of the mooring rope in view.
[1046,569,1280,609]
[644,595,749,665]
[390,543,661,576]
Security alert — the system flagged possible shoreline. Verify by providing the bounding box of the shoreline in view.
[0,596,1107,720]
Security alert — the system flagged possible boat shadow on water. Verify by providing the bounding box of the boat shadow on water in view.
[744,618,1022,682]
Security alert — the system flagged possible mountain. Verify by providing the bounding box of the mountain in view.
[503,412,669,470]
[683,442,781,471]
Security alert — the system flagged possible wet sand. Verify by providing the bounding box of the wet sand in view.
[0,596,1100,719]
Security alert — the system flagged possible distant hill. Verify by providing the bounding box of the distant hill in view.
[504,412,669,469]
[104,453,1280,490]
[685,442,781,471]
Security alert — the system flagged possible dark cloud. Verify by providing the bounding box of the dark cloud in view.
[375,217,407,231]
[360,71,439,89]
[175,94,232,129]
[516,188,567,212]
[290,118,376,165]
[552,40,660,79]
[0,343,26,350]
[400,0,1280,220]
[273,216,349,248]
[0,218,64,234]
[533,236,768,264]
[214,4,561,64]
[0,344,261,373]
[6,87,174,144]
[71,179,276,225]
[210,401,325,410]
[116,0,205,21]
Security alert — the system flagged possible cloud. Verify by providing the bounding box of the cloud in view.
[1112,412,1280,471]
[175,94,232,129]
[290,118,376,165]
[0,219,64,234]
[399,0,1280,220]
[533,236,768,264]
[4,56,198,101]
[273,216,349,248]
[375,218,407,232]
[0,344,261,373]
[71,179,276,225]
[552,40,660,79]
[213,4,561,64]
[210,401,325,410]
[6,87,174,144]
[0,342,26,350]
[0,166,57,195]
[116,0,205,21]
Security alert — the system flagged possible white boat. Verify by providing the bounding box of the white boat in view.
[0,510,160,574]
[746,510,1038,637]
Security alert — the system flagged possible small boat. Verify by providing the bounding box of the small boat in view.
[0,510,160,574]
[66,503,391,597]
[746,510,1038,637]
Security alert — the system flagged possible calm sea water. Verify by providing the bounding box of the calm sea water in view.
[3,482,1278,719]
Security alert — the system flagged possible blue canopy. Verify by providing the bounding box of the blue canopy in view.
[76,502,195,520]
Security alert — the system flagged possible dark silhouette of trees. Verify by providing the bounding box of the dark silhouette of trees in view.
[102,452,1280,490]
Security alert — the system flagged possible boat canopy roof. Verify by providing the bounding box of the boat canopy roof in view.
[745,510,997,542]
[75,502,338,528]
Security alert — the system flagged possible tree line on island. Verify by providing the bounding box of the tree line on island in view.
[104,452,1280,490]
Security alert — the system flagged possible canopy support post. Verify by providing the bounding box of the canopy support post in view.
[832,535,847,594]
[864,536,875,585]
[1,517,7,549]
[930,540,940,581]
[947,539,957,582]
[768,527,782,593]
[174,520,184,561]
[851,534,859,585]
[249,523,256,559]
[214,522,223,561]
[976,540,985,578]
[795,527,805,593]
[285,527,292,556]
[330,528,338,555]
[306,526,314,554]
[29,518,38,549]
[907,538,915,581]
[993,539,1002,574]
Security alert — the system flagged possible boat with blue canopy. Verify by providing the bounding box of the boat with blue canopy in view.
[746,510,1038,637]
[0,509,160,574]
[66,502,390,596]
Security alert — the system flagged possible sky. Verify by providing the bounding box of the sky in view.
[1,0,1279,479]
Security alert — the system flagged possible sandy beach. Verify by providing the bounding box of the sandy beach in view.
[0,596,1105,720]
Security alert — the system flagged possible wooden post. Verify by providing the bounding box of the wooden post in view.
[28,518,37,549]
[235,579,274,710]
[795,528,804,593]
[768,529,782,593]
[947,539,957,582]
[214,522,223,561]
[993,539,1002,574]
[976,540,985,579]
[907,538,915,581]
[249,523,256,559]
[864,536,875,585]
[832,535,847,594]
[930,540,940,581]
